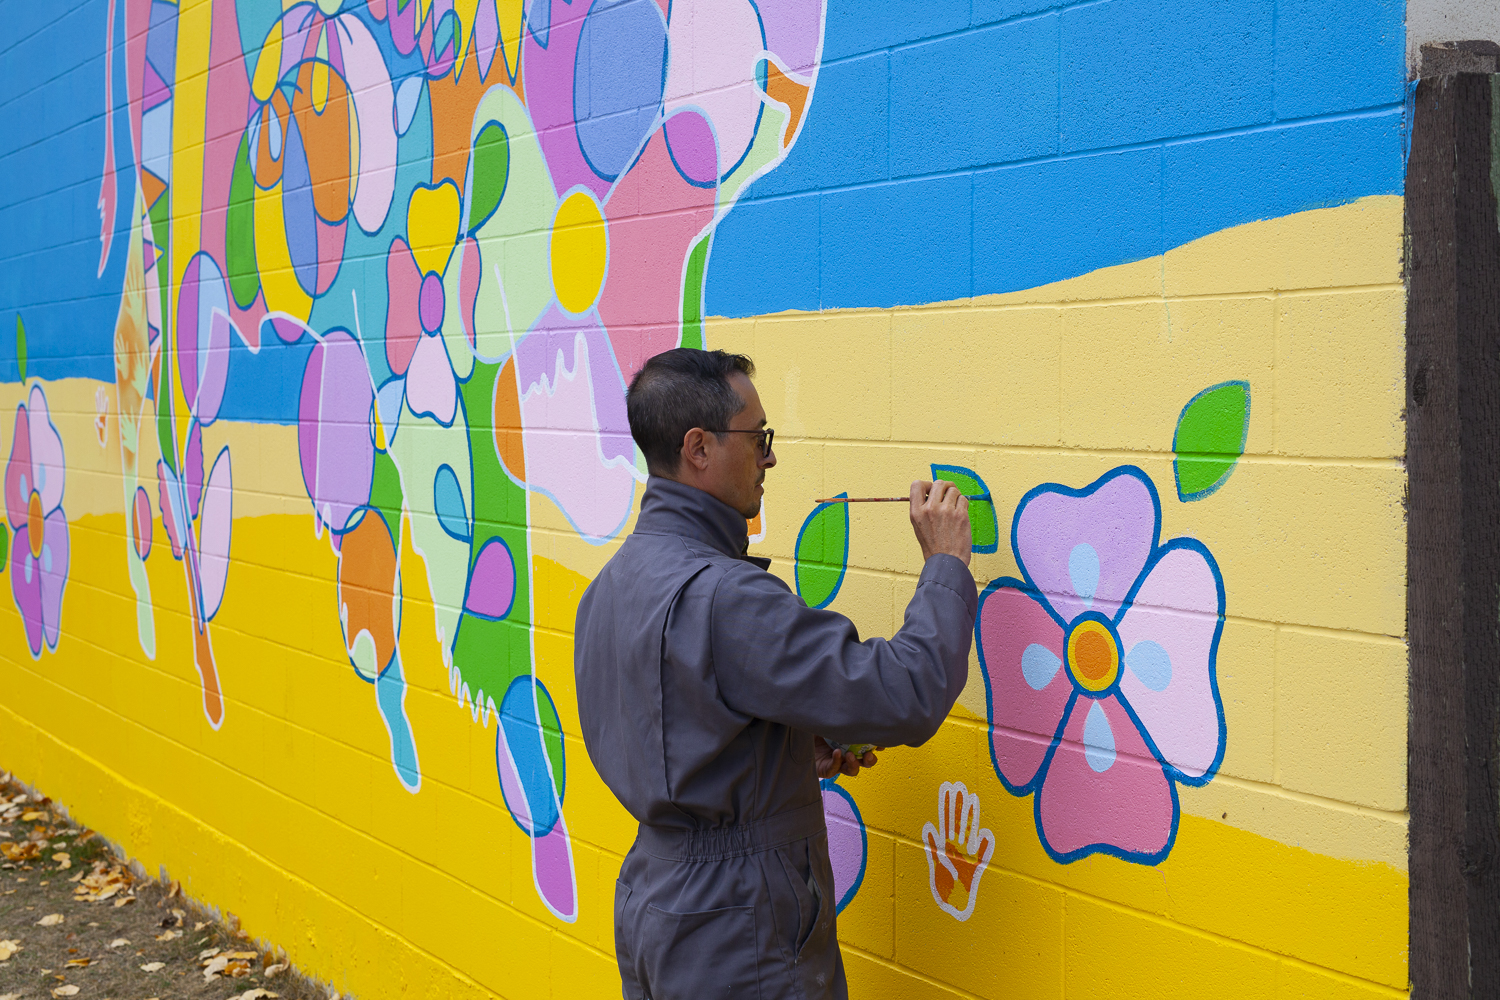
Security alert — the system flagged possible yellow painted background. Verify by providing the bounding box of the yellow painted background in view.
[0,196,1407,998]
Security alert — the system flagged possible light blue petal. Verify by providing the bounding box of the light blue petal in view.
[1069,542,1100,608]
[1083,700,1116,773]
[1021,643,1062,692]
[1126,639,1173,693]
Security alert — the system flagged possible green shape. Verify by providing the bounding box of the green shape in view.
[795,496,849,610]
[467,120,510,234]
[1173,380,1251,501]
[156,328,176,474]
[930,463,998,554]
[148,187,172,335]
[450,359,534,711]
[15,315,26,383]
[0,520,8,569]
[679,234,710,351]
[226,131,260,309]
[369,448,404,537]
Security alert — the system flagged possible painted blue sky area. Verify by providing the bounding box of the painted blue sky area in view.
[706,0,1407,315]
[0,0,131,383]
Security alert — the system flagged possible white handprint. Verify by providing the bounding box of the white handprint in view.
[921,781,996,922]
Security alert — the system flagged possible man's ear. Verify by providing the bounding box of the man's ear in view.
[680,427,711,472]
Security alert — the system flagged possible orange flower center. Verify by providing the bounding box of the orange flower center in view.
[26,490,44,560]
[1066,619,1119,693]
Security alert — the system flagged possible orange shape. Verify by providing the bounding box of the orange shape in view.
[338,509,400,676]
[763,62,810,146]
[493,357,526,481]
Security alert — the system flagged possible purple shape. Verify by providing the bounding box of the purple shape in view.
[418,271,446,333]
[298,330,376,533]
[474,0,501,79]
[523,0,609,201]
[464,537,516,620]
[515,306,632,463]
[573,0,667,182]
[11,527,44,656]
[1014,468,1158,626]
[175,252,232,425]
[821,782,867,912]
[185,420,204,520]
[281,116,319,297]
[146,0,178,84]
[663,110,718,186]
[756,0,821,74]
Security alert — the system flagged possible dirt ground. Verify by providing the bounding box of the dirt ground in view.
[0,771,337,1000]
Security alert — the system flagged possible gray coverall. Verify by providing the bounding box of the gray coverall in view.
[574,477,977,999]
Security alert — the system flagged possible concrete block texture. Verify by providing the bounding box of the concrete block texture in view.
[0,1,1410,998]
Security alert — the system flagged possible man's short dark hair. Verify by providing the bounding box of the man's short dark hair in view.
[627,348,756,475]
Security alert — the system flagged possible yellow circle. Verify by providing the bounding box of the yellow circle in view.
[1066,619,1120,693]
[550,191,608,315]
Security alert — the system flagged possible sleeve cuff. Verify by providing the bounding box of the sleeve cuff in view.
[918,553,979,619]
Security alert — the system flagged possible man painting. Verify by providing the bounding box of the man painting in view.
[575,348,976,999]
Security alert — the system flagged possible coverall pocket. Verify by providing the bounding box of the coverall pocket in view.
[615,881,639,995]
[774,847,828,961]
[639,902,760,1000]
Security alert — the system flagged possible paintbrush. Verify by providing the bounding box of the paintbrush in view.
[813,494,991,503]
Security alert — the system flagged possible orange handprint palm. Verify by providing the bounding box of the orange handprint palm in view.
[922,781,996,922]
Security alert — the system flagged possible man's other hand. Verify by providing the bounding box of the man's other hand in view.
[814,737,882,779]
[910,479,972,567]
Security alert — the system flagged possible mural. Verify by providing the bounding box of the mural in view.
[77,0,829,924]
[0,0,1413,996]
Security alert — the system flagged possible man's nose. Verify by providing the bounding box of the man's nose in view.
[760,446,777,469]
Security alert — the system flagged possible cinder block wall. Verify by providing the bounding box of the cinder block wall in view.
[0,0,1410,997]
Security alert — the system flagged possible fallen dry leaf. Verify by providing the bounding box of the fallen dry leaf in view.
[194,921,209,931]
[226,960,253,978]
[263,962,288,979]
[198,947,222,960]
[21,811,45,822]
[222,951,259,961]
[0,938,20,961]
[112,895,135,908]
[139,961,166,971]
[1,992,21,1000]
[155,929,181,942]
[233,990,280,1000]
[52,854,70,871]
[36,913,64,926]
[108,937,130,948]
[51,987,79,998]
[202,954,231,979]
[1,841,41,862]
[64,958,89,968]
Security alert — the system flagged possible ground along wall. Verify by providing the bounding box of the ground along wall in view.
[0,1,1408,997]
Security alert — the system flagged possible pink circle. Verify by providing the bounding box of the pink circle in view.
[418,271,446,333]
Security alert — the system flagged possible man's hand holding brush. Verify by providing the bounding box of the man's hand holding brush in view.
[910,479,973,567]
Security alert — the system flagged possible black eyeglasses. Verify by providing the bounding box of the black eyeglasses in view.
[708,427,774,456]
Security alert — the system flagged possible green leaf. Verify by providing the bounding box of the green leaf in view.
[226,131,260,309]
[795,495,849,610]
[467,120,510,233]
[1173,381,1250,501]
[679,234,710,351]
[15,315,25,383]
[930,463,997,553]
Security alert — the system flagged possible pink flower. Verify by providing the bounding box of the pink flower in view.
[978,466,1226,864]
[5,386,70,658]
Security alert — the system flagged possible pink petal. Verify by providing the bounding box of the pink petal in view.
[26,385,66,516]
[38,509,69,652]
[598,126,716,383]
[5,405,32,530]
[977,583,1071,791]
[1116,542,1225,781]
[198,446,233,622]
[404,333,458,425]
[1014,466,1157,626]
[337,15,397,234]
[459,237,481,351]
[385,237,424,376]
[1036,695,1176,863]
[10,528,44,656]
[532,820,577,922]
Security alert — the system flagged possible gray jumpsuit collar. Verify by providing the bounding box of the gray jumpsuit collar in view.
[634,476,770,569]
